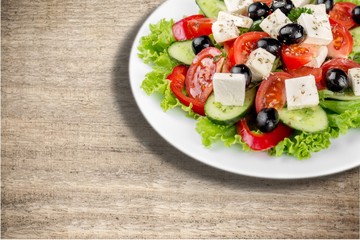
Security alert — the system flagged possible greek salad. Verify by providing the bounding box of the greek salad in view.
[138,0,360,159]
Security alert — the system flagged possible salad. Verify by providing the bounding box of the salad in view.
[137,0,360,160]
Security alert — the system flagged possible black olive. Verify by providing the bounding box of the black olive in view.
[256,108,279,133]
[257,37,282,57]
[315,0,334,13]
[248,2,271,21]
[192,35,214,55]
[352,6,360,24]
[271,0,294,15]
[278,23,306,45]
[230,64,252,87]
[325,68,349,92]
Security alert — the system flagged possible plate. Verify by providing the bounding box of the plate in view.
[129,0,360,179]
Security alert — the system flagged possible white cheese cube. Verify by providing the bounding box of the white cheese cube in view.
[245,48,276,81]
[297,13,333,45]
[305,45,328,68]
[213,73,246,106]
[303,4,327,16]
[348,68,360,96]
[260,9,292,38]
[224,0,253,14]
[291,0,311,7]
[212,20,240,43]
[285,75,319,110]
[217,11,253,29]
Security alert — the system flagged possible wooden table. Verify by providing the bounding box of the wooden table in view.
[1,0,359,238]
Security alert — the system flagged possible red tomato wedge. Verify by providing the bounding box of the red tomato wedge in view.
[281,44,319,70]
[329,2,357,30]
[187,17,214,38]
[286,66,323,89]
[233,32,270,64]
[172,14,205,41]
[185,47,223,103]
[221,40,237,73]
[237,119,293,151]
[327,18,354,58]
[167,65,206,116]
[255,72,292,113]
[321,58,360,88]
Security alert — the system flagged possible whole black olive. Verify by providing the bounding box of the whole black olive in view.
[325,68,349,92]
[315,0,334,13]
[271,0,294,15]
[192,35,214,55]
[256,108,280,133]
[352,6,360,24]
[248,2,271,21]
[278,23,306,45]
[257,37,282,57]
[230,64,252,87]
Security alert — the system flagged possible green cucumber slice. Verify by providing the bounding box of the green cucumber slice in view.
[196,0,226,18]
[279,106,328,133]
[168,40,195,65]
[205,88,256,125]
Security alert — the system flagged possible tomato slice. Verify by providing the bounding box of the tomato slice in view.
[167,65,205,115]
[220,40,237,73]
[185,47,223,103]
[281,43,318,70]
[187,17,214,38]
[329,2,356,30]
[172,14,205,41]
[255,72,292,113]
[237,119,293,151]
[321,58,360,88]
[327,19,354,58]
[233,32,270,64]
[286,66,323,89]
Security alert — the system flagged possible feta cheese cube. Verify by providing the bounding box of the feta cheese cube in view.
[305,45,328,68]
[213,73,246,106]
[217,11,253,29]
[245,48,276,81]
[291,0,311,7]
[224,0,253,14]
[212,20,240,43]
[297,13,333,45]
[303,4,327,16]
[348,68,360,96]
[285,75,319,110]
[260,9,292,38]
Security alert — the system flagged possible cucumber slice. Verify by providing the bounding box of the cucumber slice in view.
[205,88,256,125]
[168,40,195,65]
[279,106,328,133]
[319,89,360,101]
[196,0,226,18]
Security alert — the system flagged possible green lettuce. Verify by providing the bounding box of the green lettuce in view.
[196,117,251,150]
[138,19,176,64]
[320,99,360,114]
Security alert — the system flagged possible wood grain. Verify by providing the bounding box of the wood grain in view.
[1,0,359,238]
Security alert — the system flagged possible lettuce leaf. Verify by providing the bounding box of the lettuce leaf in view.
[196,117,251,150]
[270,131,332,159]
[320,99,360,114]
[138,19,175,65]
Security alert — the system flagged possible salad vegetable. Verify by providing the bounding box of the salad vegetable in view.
[138,0,360,159]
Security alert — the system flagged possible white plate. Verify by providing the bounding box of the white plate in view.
[129,0,360,179]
